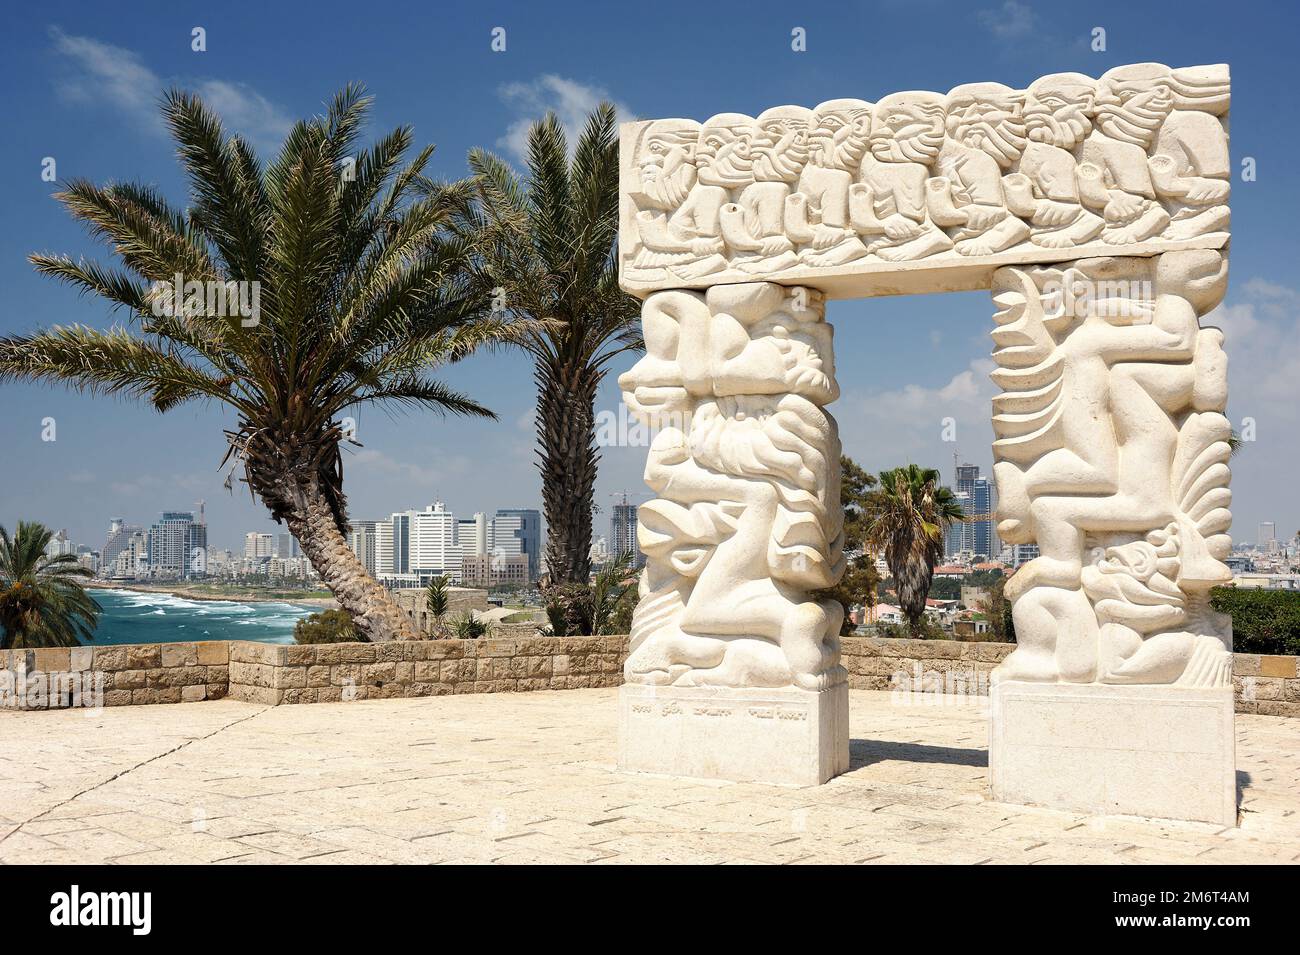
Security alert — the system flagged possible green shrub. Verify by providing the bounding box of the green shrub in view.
[451,612,492,640]
[293,608,361,644]
[1210,587,1300,656]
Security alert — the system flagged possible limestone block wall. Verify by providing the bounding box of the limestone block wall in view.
[838,638,1300,717]
[5,636,1296,716]
[226,636,626,705]
[0,642,229,709]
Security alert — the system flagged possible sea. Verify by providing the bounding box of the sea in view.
[84,588,315,645]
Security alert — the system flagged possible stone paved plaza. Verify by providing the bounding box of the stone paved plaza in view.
[1,689,1296,864]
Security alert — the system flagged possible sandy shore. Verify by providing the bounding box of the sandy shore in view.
[87,581,338,609]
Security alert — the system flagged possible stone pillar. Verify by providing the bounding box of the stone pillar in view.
[616,281,850,786]
[988,250,1237,824]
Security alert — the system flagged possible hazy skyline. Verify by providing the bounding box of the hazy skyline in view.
[3,1,1299,553]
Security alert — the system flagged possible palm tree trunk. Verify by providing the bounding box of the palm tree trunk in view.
[279,478,419,643]
[537,359,598,584]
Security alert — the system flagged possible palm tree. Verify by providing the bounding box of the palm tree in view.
[456,104,641,584]
[0,522,101,649]
[425,574,450,635]
[864,465,964,635]
[0,87,511,642]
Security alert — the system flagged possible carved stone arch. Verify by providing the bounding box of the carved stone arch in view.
[616,64,1235,825]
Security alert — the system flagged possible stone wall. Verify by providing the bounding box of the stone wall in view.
[226,636,626,706]
[839,637,1300,717]
[5,636,1297,716]
[0,642,228,709]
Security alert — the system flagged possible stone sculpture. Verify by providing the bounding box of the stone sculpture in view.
[618,63,1235,820]
[990,250,1233,689]
[619,63,1231,295]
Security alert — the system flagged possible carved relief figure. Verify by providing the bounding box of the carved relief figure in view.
[721,106,809,275]
[929,83,1031,255]
[618,284,845,690]
[854,91,954,261]
[1099,63,1232,240]
[990,250,1233,687]
[624,119,705,283]
[1007,72,1106,248]
[618,63,1229,287]
[788,99,872,266]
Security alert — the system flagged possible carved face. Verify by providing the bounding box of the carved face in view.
[694,114,754,188]
[869,93,945,164]
[1094,65,1175,148]
[1024,73,1096,151]
[945,83,1026,168]
[635,120,699,210]
[807,99,871,171]
[750,107,811,183]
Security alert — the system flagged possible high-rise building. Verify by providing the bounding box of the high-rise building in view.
[102,518,143,571]
[44,529,76,558]
[950,463,997,561]
[244,532,274,560]
[390,512,411,574]
[1260,522,1278,553]
[410,501,461,579]
[274,533,299,558]
[373,521,394,576]
[149,511,206,578]
[491,509,541,581]
[347,521,379,574]
[610,496,642,569]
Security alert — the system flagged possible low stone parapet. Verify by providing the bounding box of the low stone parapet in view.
[4,635,1296,716]
[226,636,627,705]
[0,642,229,709]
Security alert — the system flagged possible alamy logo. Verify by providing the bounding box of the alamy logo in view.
[49,885,151,935]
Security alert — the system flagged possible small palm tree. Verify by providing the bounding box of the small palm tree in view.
[451,611,491,640]
[0,522,101,649]
[425,575,450,635]
[0,87,512,642]
[865,465,964,635]
[456,104,641,584]
[590,550,638,636]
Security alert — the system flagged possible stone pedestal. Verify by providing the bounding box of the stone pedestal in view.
[990,681,1237,825]
[618,682,850,786]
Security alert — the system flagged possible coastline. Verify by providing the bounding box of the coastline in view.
[86,580,338,609]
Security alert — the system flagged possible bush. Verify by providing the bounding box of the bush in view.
[1210,587,1300,656]
[293,608,361,644]
[450,612,492,640]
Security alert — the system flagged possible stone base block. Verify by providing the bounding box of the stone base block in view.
[990,681,1236,825]
[618,682,849,786]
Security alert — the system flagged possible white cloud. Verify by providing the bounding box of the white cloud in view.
[496,74,631,164]
[838,359,998,474]
[977,1,1037,39]
[48,27,292,149]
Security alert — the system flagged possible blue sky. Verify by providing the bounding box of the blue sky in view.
[2,0,1298,552]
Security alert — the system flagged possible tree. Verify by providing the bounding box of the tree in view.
[0,522,101,649]
[1210,587,1300,655]
[976,575,1015,642]
[425,575,450,634]
[0,87,511,642]
[294,608,358,644]
[813,455,880,634]
[542,551,638,636]
[457,103,641,584]
[864,465,964,635]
